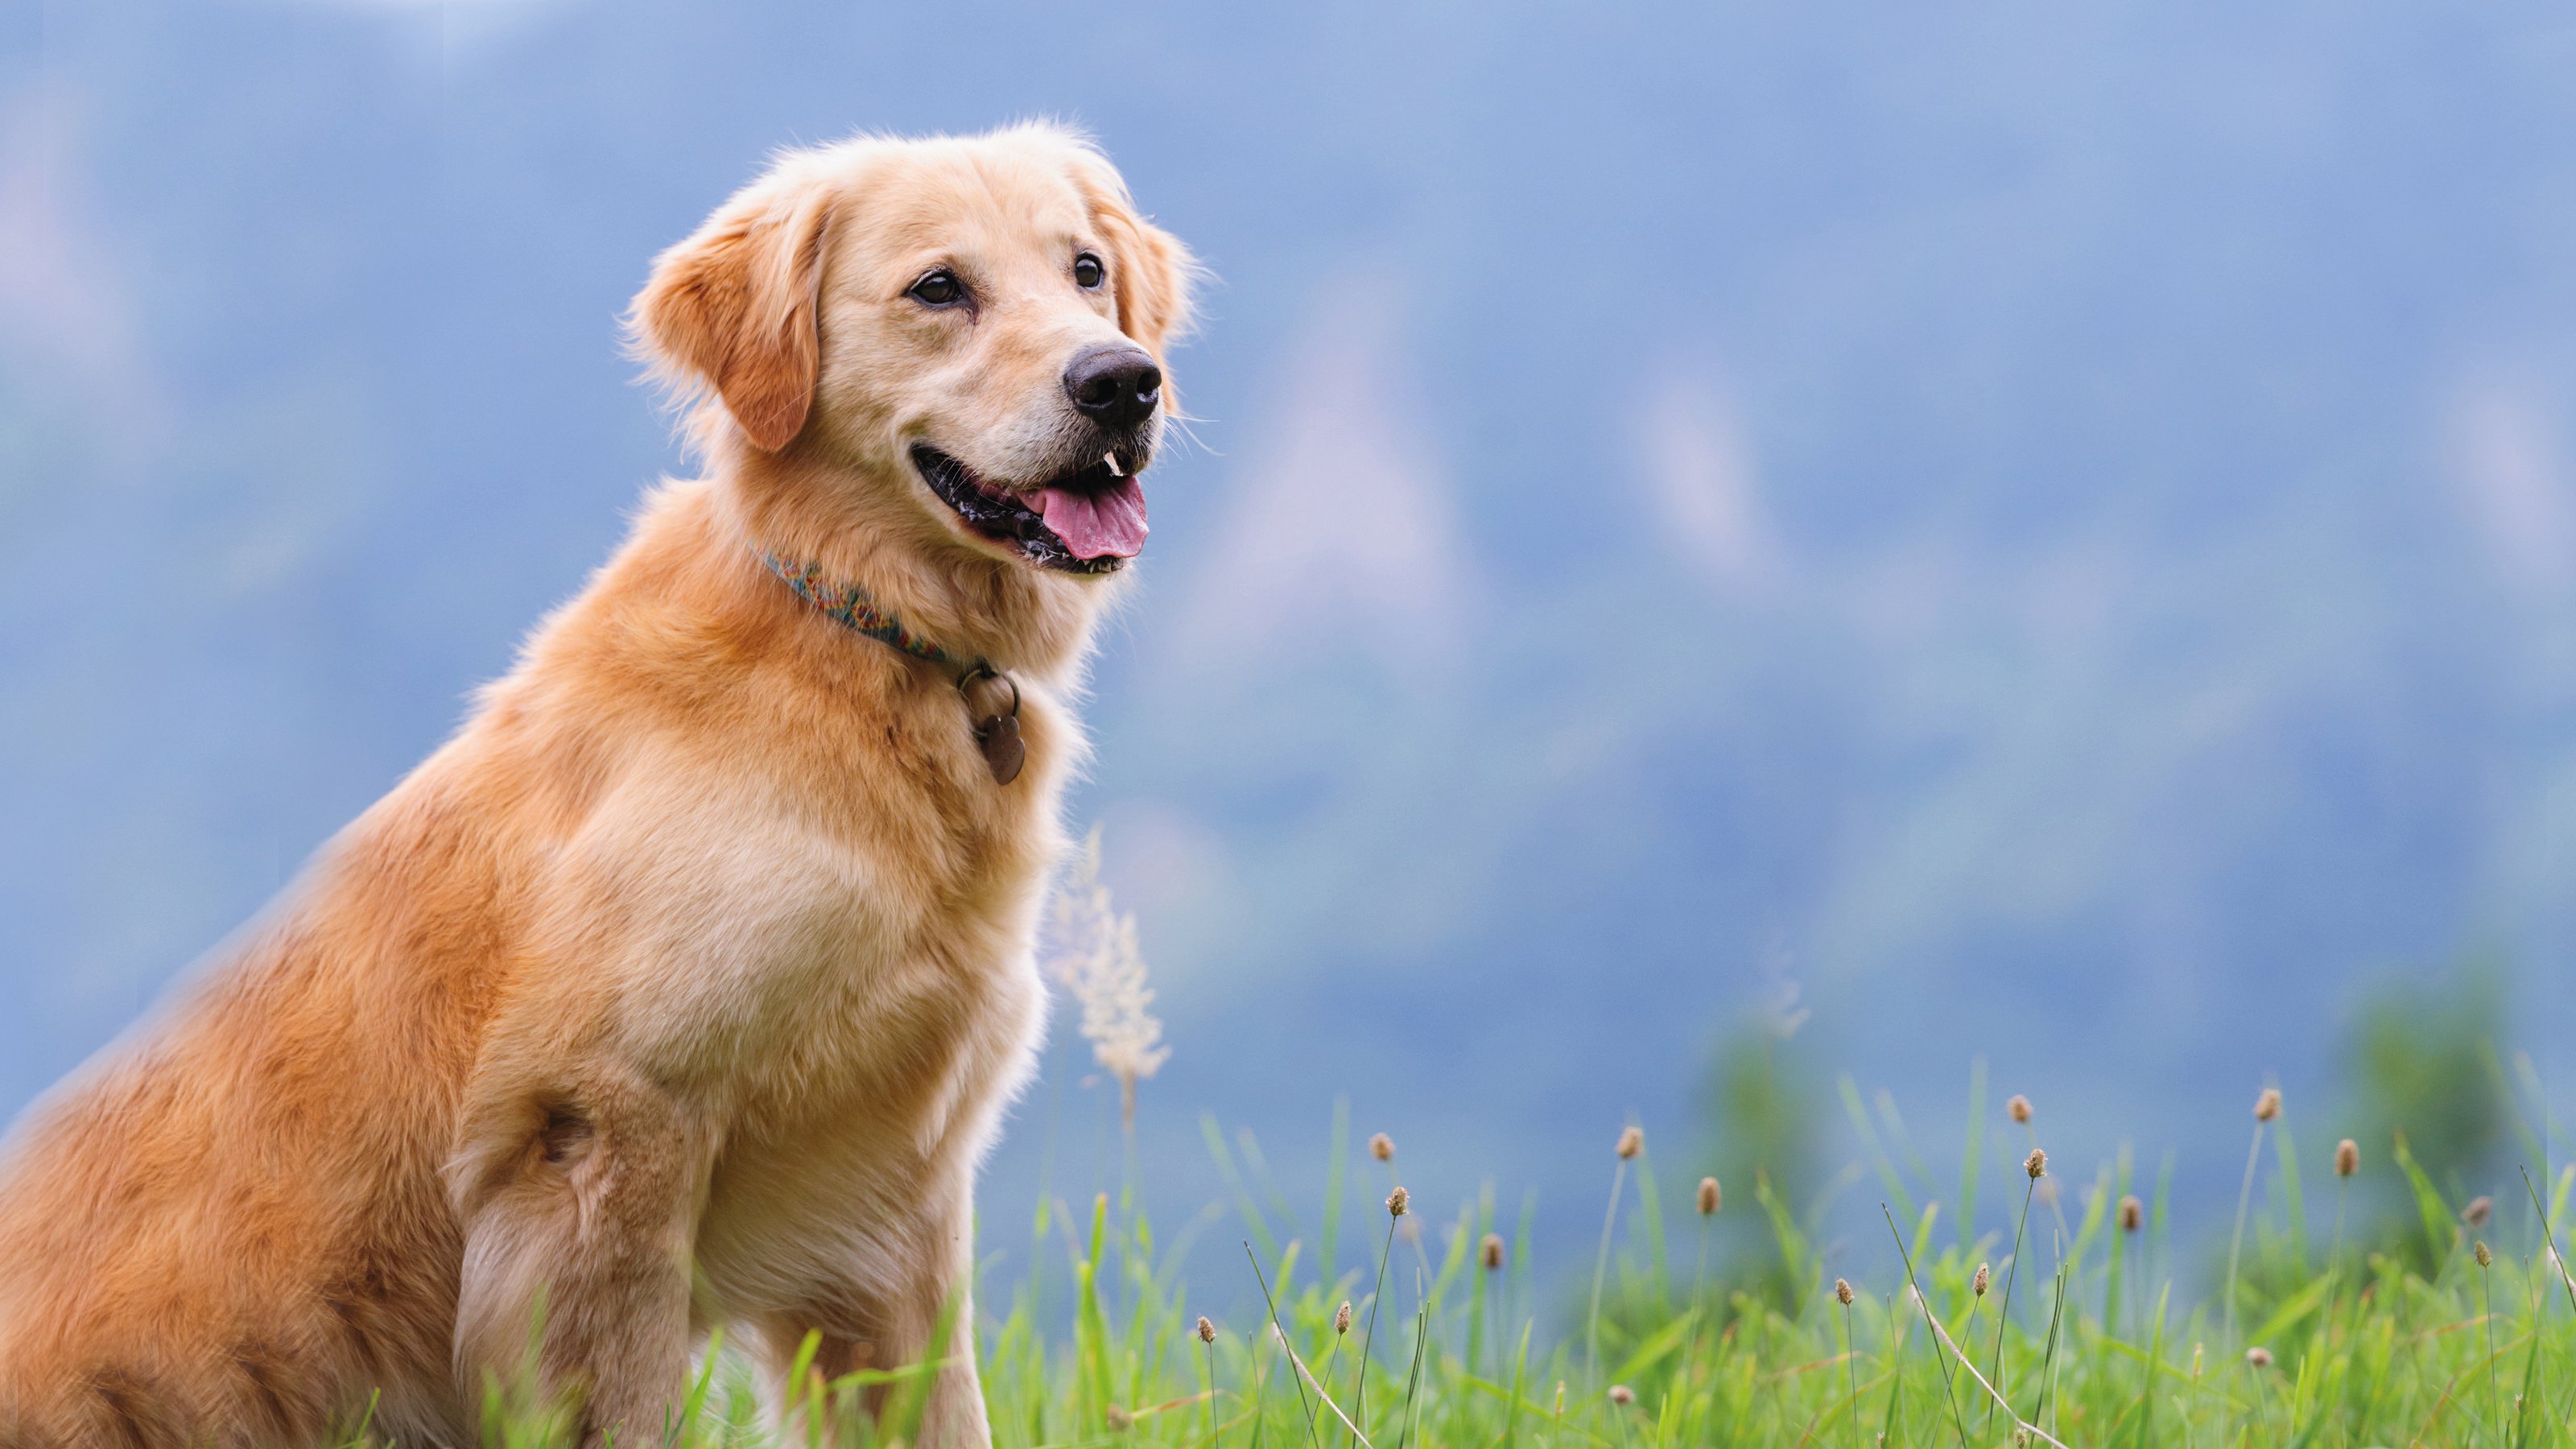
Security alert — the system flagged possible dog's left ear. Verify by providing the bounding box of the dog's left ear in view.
[630,169,835,452]
[1075,161,1198,360]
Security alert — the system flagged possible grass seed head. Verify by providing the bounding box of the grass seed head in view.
[2255,1087,2281,1122]
[1608,1385,1635,1406]
[1616,1125,1644,1160]
[1974,1262,1991,1297]
[1105,1405,1134,1431]
[1197,1315,1216,1344]
[1369,1132,1394,1162]
[1697,1175,1721,1215]
[1835,1277,1855,1306]
[1046,828,1169,1126]
[2007,1093,2032,1124]
[2335,1137,2359,1177]
[1335,1301,1352,1334]
[2119,1194,2144,1232]
[1386,1184,1410,1218]
[1480,1232,1505,1270]
[2476,1240,2493,1269]
[2464,1195,2494,1228]
[2245,1346,2273,1368]
[2025,1146,2047,1179]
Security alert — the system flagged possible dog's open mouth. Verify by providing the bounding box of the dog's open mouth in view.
[911,444,1147,575]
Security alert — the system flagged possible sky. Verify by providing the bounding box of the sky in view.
[3,0,2574,1298]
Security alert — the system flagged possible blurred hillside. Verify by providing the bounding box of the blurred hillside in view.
[3,1,2574,1278]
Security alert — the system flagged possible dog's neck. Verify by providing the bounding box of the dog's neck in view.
[709,434,1113,682]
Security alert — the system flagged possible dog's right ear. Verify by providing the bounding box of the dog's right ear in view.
[630,170,834,452]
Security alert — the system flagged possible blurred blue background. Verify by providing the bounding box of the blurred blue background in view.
[4,1,2573,1289]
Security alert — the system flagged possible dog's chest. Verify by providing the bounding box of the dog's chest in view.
[597,710,1062,1135]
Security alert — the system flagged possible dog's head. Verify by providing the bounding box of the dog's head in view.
[633,125,1195,576]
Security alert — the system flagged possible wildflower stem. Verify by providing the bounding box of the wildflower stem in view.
[2479,1252,2499,1449]
[1839,1297,1859,1449]
[1985,1178,2034,1430]
[2325,1178,2349,1348]
[1587,1157,1629,1379]
[1352,1212,1397,1443]
[1205,1333,1221,1449]
[2224,1119,2265,1345]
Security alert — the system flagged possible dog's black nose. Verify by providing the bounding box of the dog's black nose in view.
[1063,345,1162,429]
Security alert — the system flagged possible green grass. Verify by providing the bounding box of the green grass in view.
[474,1096,2576,1448]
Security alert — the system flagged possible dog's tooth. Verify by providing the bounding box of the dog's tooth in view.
[1104,452,1125,477]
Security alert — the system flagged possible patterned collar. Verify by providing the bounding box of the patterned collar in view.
[756,551,954,666]
[754,549,1028,785]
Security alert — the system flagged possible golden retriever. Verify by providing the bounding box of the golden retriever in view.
[0,122,1191,1447]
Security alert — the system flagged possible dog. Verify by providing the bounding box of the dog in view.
[0,122,1192,1447]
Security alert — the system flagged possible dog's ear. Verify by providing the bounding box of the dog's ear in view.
[1075,162,1198,360]
[1104,209,1196,359]
[631,171,835,452]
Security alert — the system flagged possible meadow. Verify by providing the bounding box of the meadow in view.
[464,1071,2576,1449]
[451,845,2574,1447]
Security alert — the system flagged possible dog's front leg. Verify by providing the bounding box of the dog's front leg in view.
[753,1174,990,1448]
[907,1194,991,1449]
[448,1059,717,1443]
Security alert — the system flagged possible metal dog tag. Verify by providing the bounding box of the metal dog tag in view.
[956,663,1025,786]
[976,713,1025,786]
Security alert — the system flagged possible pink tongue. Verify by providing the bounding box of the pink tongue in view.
[1037,476,1150,559]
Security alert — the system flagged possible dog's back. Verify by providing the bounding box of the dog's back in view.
[0,771,515,1445]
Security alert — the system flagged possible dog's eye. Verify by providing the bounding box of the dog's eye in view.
[1073,253,1105,290]
[908,270,966,308]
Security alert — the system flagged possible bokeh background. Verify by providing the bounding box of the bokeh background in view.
[5,1,2573,1295]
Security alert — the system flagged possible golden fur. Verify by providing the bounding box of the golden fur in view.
[0,123,1192,1447]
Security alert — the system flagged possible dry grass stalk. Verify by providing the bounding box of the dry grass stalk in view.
[1906,1286,2072,1449]
[1268,1321,1376,1449]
